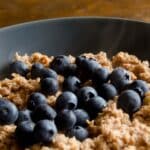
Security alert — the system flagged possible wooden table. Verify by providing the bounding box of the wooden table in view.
[0,0,150,27]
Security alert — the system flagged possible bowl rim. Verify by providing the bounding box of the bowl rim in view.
[0,16,149,31]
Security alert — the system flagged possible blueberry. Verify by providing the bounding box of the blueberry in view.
[117,90,142,115]
[92,67,109,86]
[77,57,101,80]
[0,99,18,125]
[127,80,149,98]
[40,68,57,79]
[50,55,70,75]
[86,96,107,118]
[75,56,87,81]
[31,63,44,78]
[15,109,32,125]
[33,120,57,143]
[74,109,90,127]
[75,56,86,66]
[67,126,89,141]
[98,83,118,101]
[110,67,130,91]
[81,58,101,74]
[77,86,98,107]
[64,64,77,77]
[55,109,76,130]
[10,61,29,76]
[32,104,57,122]
[75,67,86,82]
[41,77,59,95]
[63,76,81,93]
[15,121,35,147]
[56,91,78,111]
[27,92,47,110]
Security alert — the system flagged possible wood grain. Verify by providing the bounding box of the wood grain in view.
[0,0,150,27]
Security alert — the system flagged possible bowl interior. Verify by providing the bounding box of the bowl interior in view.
[0,17,149,78]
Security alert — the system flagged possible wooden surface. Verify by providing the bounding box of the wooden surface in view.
[0,0,150,27]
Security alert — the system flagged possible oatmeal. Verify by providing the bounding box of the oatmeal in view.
[0,51,150,150]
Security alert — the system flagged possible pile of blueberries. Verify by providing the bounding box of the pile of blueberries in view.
[0,55,149,147]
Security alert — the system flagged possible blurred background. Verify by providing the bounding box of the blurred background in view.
[0,0,150,27]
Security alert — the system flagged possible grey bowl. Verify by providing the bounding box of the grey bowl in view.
[0,17,150,78]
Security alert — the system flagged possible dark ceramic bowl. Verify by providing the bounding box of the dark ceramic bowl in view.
[0,17,149,78]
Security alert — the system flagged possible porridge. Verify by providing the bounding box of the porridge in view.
[0,51,149,150]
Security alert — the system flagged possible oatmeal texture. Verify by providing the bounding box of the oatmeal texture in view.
[0,52,150,150]
[112,52,150,82]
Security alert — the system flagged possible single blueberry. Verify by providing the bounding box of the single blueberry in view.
[10,61,29,76]
[0,98,18,125]
[67,126,89,141]
[40,68,57,79]
[64,64,77,77]
[110,67,130,91]
[77,86,98,107]
[75,55,86,65]
[75,56,87,81]
[63,76,81,93]
[56,91,78,111]
[86,96,107,118]
[92,67,109,86]
[41,77,59,95]
[117,90,142,115]
[33,119,57,143]
[98,83,118,101]
[50,55,70,75]
[32,104,57,122]
[15,109,32,125]
[15,121,35,147]
[27,92,47,110]
[31,63,44,78]
[74,109,90,127]
[55,109,76,130]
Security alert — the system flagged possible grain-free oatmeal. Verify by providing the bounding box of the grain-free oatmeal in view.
[0,51,150,150]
